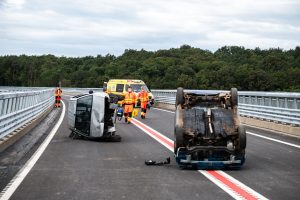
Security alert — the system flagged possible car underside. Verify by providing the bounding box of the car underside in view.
[174,88,246,169]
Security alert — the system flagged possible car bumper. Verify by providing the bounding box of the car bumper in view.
[175,147,245,169]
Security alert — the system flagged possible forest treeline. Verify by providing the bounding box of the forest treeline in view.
[0,45,299,91]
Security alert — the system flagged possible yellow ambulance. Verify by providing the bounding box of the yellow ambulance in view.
[103,79,154,106]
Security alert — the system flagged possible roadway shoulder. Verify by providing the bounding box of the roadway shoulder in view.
[0,106,61,191]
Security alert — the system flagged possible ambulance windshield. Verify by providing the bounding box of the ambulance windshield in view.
[126,84,149,92]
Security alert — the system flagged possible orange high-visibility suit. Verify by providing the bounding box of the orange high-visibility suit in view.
[55,88,62,107]
[138,90,149,119]
[123,91,137,123]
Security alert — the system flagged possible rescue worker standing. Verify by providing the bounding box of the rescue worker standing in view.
[55,87,62,107]
[123,86,137,124]
[138,86,149,119]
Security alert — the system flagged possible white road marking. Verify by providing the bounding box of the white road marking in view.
[131,118,174,152]
[199,170,246,200]
[62,94,73,97]
[216,171,268,200]
[152,107,175,114]
[0,101,66,200]
[153,107,300,149]
[247,131,300,149]
[132,118,268,200]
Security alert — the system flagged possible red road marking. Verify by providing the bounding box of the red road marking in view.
[132,119,266,200]
[132,119,174,149]
[207,171,258,200]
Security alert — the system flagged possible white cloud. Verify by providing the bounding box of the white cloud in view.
[0,0,299,56]
[6,0,25,9]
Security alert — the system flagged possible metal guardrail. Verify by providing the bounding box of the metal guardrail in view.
[1,86,298,140]
[0,89,54,139]
[0,86,50,92]
[62,87,103,94]
[0,87,103,94]
[151,90,300,126]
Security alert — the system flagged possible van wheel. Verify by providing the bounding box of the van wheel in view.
[176,87,185,107]
[230,88,238,107]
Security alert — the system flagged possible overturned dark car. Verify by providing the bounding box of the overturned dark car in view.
[174,88,246,169]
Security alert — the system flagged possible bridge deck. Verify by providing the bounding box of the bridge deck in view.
[1,96,300,200]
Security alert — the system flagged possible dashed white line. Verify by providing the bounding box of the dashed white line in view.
[62,94,73,97]
[152,107,175,114]
[246,131,300,149]
[0,101,66,200]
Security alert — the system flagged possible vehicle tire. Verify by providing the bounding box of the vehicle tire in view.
[238,125,247,149]
[176,87,185,107]
[174,126,184,154]
[230,88,238,107]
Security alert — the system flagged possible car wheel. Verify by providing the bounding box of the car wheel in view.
[174,126,184,154]
[176,87,185,107]
[230,88,238,107]
[238,125,247,149]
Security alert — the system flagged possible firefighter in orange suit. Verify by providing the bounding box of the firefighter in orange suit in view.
[138,86,149,119]
[54,87,62,107]
[123,86,137,124]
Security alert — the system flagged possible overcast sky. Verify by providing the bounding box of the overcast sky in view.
[0,0,299,56]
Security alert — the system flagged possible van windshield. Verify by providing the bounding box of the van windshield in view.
[126,84,149,93]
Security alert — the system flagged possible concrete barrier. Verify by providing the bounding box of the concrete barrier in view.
[240,117,300,137]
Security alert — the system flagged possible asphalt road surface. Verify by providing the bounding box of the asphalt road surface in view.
[1,96,300,200]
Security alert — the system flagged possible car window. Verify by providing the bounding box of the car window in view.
[116,84,124,92]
